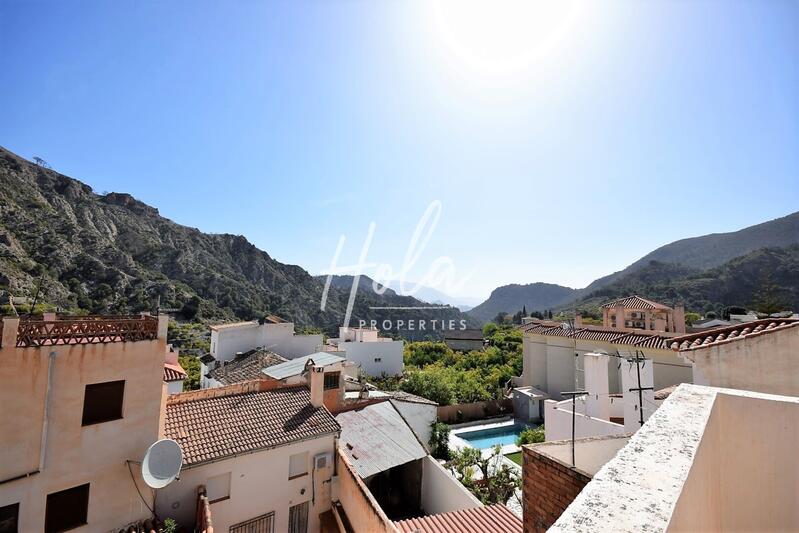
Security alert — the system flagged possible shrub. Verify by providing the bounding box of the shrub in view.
[429,422,451,460]
[516,425,545,446]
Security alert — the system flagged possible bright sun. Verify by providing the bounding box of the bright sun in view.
[428,0,587,76]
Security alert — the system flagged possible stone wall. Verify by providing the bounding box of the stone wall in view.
[522,445,591,533]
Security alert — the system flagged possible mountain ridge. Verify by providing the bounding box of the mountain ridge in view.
[0,146,473,337]
[468,211,799,318]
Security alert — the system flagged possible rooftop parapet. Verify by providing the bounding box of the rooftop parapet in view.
[1,314,162,348]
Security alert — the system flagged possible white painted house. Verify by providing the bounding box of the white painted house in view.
[325,327,404,377]
[544,352,656,441]
[202,316,324,387]
[208,316,323,362]
[156,378,340,533]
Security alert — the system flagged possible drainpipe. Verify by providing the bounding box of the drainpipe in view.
[39,350,56,471]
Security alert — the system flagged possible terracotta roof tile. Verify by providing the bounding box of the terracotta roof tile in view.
[164,362,187,382]
[601,295,672,311]
[669,319,799,352]
[394,504,522,533]
[165,385,339,467]
[206,348,287,385]
[520,321,671,349]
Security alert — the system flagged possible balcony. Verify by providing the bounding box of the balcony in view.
[4,315,159,347]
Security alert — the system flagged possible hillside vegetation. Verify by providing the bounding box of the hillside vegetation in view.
[576,246,799,316]
[0,147,472,336]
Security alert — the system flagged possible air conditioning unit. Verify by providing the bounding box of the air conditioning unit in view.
[314,452,333,470]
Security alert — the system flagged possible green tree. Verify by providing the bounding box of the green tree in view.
[449,445,521,505]
[178,354,201,391]
[400,368,454,405]
[429,422,451,460]
[684,312,701,326]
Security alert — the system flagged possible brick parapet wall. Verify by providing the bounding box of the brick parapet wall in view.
[522,445,591,533]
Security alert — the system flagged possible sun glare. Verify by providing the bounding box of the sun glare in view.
[429,0,587,77]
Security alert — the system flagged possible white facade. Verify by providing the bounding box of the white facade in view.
[156,434,336,532]
[544,353,655,441]
[325,328,404,377]
[210,321,323,363]
[166,379,184,394]
[519,333,691,400]
[419,456,481,515]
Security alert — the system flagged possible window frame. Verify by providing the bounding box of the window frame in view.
[0,502,19,533]
[206,472,231,504]
[45,483,90,533]
[323,371,340,391]
[288,452,309,480]
[81,380,125,426]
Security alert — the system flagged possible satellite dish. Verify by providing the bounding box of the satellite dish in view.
[142,439,183,489]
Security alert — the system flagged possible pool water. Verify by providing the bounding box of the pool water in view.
[458,424,532,449]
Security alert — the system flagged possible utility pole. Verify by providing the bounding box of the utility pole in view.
[561,390,588,467]
[628,350,654,427]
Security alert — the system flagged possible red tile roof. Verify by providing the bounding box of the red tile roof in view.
[165,383,340,467]
[669,319,799,352]
[206,348,287,385]
[601,295,672,311]
[520,321,672,349]
[394,504,522,533]
[164,362,187,382]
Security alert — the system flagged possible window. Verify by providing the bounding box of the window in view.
[45,483,89,533]
[374,357,382,363]
[206,472,231,503]
[323,372,340,390]
[0,503,19,533]
[288,502,309,533]
[230,512,275,533]
[288,452,308,480]
[81,380,124,426]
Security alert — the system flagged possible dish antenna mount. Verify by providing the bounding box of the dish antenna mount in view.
[141,439,183,489]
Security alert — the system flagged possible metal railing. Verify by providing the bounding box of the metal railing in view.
[15,316,158,347]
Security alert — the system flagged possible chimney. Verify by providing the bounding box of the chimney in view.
[309,364,325,408]
[165,344,179,365]
[1,317,19,349]
[574,313,583,328]
[615,305,626,329]
[673,304,686,333]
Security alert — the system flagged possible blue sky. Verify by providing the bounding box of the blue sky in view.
[1,0,797,300]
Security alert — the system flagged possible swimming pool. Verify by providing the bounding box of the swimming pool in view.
[457,423,533,449]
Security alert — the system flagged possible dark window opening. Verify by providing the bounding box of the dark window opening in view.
[82,380,124,426]
[45,483,89,533]
[323,372,340,390]
[0,503,19,533]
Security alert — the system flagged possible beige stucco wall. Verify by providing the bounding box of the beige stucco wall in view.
[683,326,799,396]
[335,450,399,533]
[0,319,167,532]
[668,392,799,531]
[156,434,336,531]
[420,455,481,515]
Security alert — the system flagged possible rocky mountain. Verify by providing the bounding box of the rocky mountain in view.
[468,212,799,320]
[466,282,579,322]
[576,246,799,315]
[584,211,799,292]
[0,147,471,337]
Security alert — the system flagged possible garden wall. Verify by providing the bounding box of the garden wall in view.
[437,399,513,423]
